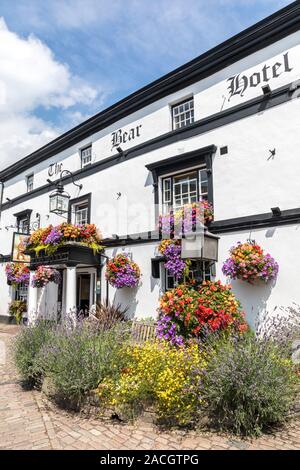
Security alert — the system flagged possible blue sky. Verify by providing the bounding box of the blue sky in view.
[0,0,293,169]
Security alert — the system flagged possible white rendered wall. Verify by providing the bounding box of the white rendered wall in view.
[216,224,300,329]
[102,242,160,320]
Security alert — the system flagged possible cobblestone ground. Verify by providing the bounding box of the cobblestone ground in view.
[1,324,300,450]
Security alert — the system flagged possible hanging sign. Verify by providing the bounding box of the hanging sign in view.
[11,233,30,263]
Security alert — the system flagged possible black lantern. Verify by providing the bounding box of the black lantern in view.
[48,170,82,216]
[181,228,219,261]
[49,182,70,215]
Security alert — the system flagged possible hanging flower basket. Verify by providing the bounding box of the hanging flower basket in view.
[25,223,103,256]
[158,239,188,281]
[222,241,279,283]
[5,263,30,286]
[31,266,61,288]
[159,201,213,238]
[106,254,141,288]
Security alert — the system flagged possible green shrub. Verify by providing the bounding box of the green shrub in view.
[13,320,55,386]
[36,321,131,407]
[202,335,298,437]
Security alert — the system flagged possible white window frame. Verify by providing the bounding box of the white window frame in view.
[161,165,208,213]
[198,168,208,201]
[172,97,194,130]
[18,216,29,234]
[26,174,34,193]
[173,171,198,210]
[72,200,89,225]
[80,145,92,168]
[14,283,28,303]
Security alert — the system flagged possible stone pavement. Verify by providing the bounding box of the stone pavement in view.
[1,324,300,450]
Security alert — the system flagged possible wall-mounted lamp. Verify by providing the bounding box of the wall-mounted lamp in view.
[262,85,272,96]
[116,146,124,156]
[48,170,82,216]
[271,207,281,217]
[6,197,11,202]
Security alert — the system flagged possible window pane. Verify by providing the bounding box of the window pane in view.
[72,201,89,225]
[26,174,34,192]
[172,98,194,129]
[163,178,172,205]
[15,283,28,302]
[81,146,92,167]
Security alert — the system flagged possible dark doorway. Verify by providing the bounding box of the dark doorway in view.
[76,273,90,315]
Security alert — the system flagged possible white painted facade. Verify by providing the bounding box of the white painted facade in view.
[1,8,300,326]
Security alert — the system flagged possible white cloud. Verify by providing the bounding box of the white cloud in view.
[0,18,99,171]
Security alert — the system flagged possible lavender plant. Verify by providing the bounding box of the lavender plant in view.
[35,321,131,407]
[13,320,56,386]
[256,304,300,351]
[201,334,298,437]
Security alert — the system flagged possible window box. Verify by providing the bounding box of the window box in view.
[26,243,102,268]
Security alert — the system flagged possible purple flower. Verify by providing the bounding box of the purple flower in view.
[164,243,186,280]
[157,315,185,346]
[44,227,63,245]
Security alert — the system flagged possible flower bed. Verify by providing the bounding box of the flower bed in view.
[98,340,208,425]
[14,316,299,436]
[31,266,61,288]
[26,223,103,255]
[106,254,141,288]
[159,201,213,237]
[157,281,247,345]
[5,263,30,286]
[222,241,279,283]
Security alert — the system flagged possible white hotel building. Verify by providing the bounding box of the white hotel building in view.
[1,2,300,327]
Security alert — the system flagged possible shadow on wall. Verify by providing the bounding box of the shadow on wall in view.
[113,287,139,320]
[230,279,275,329]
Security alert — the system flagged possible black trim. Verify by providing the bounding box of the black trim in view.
[103,231,159,247]
[13,209,33,218]
[68,193,92,224]
[0,254,11,263]
[146,145,216,210]
[0,81,295,212]
[210,207,300,233]
[0,2,299,182]
[146,145,216,174]
[101,207,300,247]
